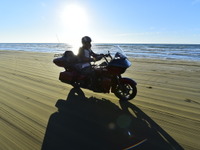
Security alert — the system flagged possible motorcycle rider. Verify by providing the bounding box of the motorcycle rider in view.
[76,36,103,89]
[77,36,103,74]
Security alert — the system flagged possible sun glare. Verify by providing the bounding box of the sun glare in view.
[61,4,89,31]
[60,3,89,54]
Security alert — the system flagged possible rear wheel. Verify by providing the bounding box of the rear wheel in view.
[114,80,137,101]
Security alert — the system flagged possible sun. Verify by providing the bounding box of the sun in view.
[60,4,89,32]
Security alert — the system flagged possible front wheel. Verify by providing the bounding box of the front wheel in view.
[114,79,137,101]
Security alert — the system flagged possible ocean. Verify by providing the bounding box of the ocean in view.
[0,43,200,61]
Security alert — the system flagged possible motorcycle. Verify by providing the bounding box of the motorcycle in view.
[53,48,137,101]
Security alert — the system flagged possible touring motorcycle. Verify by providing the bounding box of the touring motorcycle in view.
[53,48,137,101]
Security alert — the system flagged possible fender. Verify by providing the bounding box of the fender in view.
[111,77,137,93]
[120,77,137,86]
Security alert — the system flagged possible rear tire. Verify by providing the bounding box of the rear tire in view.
[114,80,137,101]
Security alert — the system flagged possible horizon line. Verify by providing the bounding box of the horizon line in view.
[0,42,200,45]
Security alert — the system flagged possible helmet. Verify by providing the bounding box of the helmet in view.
[82,36,92,44]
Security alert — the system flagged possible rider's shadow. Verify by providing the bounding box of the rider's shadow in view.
[42,88,183,150]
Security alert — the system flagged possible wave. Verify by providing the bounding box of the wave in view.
[0,43,200,61]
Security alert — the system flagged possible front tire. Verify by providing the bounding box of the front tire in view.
[114,79,137,101]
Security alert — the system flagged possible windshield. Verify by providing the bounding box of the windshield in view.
[109,45,127,58]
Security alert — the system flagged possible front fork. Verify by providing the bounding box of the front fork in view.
[111,75,121,93]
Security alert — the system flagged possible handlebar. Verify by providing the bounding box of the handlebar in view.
[93,51,112,63]
[100,51,112,63]
[101,51,112,59]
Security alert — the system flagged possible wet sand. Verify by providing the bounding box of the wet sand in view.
[0,50,200,149]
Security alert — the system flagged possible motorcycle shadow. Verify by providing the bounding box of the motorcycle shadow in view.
[42,88,183,150]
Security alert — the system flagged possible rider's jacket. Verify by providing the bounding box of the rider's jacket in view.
[77,47,97,69]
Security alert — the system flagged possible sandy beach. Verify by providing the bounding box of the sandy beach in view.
[0,50,200,149]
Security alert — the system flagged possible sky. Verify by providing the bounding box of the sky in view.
[0,0,200,44]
